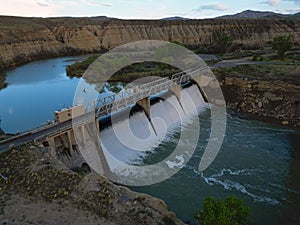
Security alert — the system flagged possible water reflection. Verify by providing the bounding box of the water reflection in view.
[0,72,7,91]
[0,56,125,133]
[0,58,83,132]
[5,57,85,86]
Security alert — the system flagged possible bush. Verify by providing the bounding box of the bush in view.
[216,35,233,54]
[66,54,100,77]
[252,54,259,61]
[194,196,252,225]
[271,35,293,59]
[170,40,185,47]
[252,54,264,62]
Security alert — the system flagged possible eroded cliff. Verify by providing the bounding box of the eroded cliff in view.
[0,16,300,70]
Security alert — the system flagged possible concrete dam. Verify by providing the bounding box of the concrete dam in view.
[0,65,225,185]
[44,65,225,184]
[51,84,202,166]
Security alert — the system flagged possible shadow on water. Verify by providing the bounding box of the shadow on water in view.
[280,133,300,225]
[0,71,7,91]
[130,110,300,225]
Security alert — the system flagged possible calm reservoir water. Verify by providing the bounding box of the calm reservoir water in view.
[0,56,87,133]
[0,56,299,225]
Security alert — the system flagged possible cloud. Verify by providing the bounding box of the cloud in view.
[37,2,49,7]
[36,0,53,7]
[169,13,188,17]
[276,8,300,13]
[0,0,57,17]
[261,0,300,6]
[287,0,300,4]
[85,0,112,7]
[260,0,281,6]
[194,3,229,12]
[8,108,14,115]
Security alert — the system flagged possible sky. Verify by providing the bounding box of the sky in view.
[0,0,299,19]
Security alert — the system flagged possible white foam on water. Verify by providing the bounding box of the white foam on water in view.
[100,84,206,172]
[165,155,185,169]
[195,169,281,205]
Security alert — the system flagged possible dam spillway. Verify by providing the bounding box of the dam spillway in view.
[98,84,205,171]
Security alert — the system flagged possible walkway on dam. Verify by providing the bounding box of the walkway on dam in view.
[0,66,209,152]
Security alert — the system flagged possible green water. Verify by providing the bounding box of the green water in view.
[132,109,300,225]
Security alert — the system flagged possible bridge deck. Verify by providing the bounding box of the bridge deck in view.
[93,67,207,117]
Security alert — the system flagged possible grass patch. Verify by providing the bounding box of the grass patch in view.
[66,54,100,77]
[0,145,115,220]
[0,144,82,201]
[66,54,181,83]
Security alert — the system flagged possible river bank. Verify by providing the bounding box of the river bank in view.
[0,143,184,225]
[213,64,300,128]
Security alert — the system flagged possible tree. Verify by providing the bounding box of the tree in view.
[170,40,185,47]
[271,35,293,59]
[217,35,233,54]
[194,196,252,225]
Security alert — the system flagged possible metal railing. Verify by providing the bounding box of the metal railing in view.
[93,66,209,117]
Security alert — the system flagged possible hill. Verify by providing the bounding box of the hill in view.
[217,9,297,19]
[0,15,299,70]
[161,16,190,20]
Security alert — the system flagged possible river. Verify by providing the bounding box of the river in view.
[0,56,299,225]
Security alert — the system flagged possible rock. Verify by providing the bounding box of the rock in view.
[1,219,9,224]
[220,74,300,127]
[38,143,45,148]
[263,92,283,101]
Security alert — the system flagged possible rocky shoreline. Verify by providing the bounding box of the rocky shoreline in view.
[0,144,184,225]
[221,78,300,128]
[213,64,300,128]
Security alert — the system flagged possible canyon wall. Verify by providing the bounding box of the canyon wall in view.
[0,16,300,70]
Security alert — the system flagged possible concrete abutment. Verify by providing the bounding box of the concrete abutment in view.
[45,120,110,176]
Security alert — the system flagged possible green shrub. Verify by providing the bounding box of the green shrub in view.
[194,196,252,225]
[162,216,176,225]
[66,54,100,77]
[216,35,233,54]
[271,35,293,59]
